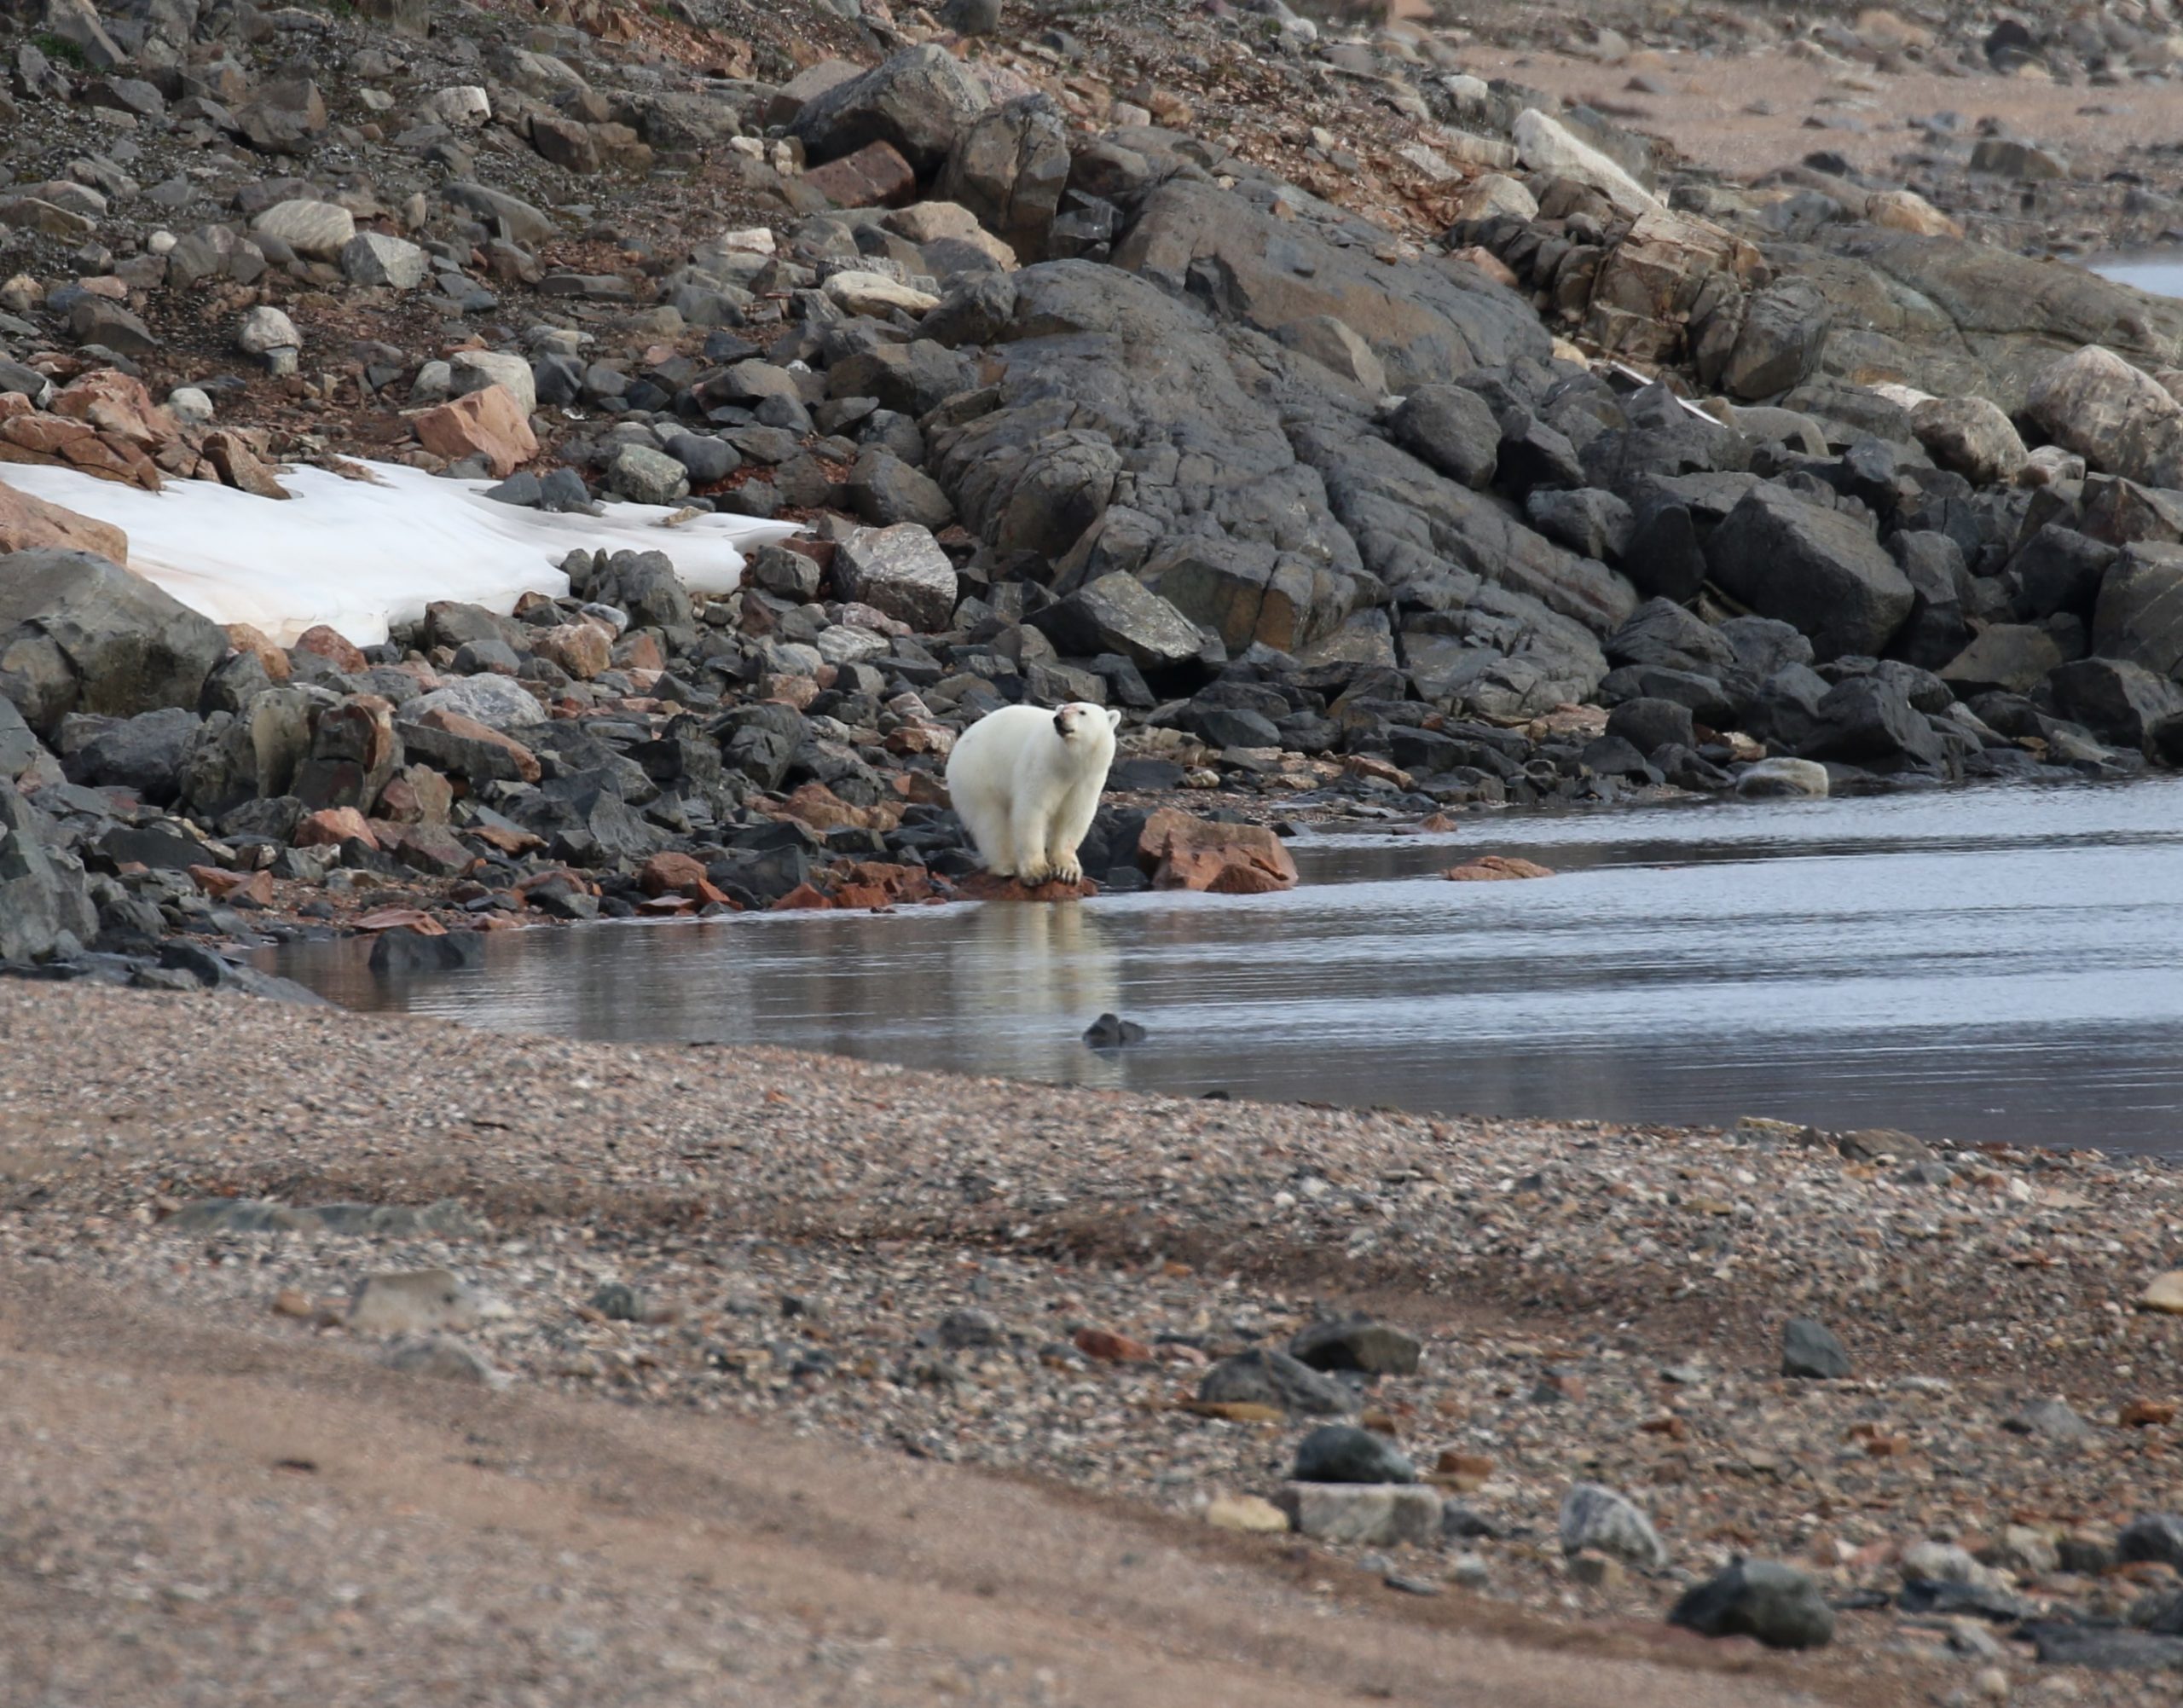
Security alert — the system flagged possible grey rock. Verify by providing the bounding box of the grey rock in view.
[2092,543,2183,681]
[1277,1482,1441,1546]
[236,305,301,357]
[0,550,229,738]
[1391,385,1501,488]
[349,1268,483,1335]
[1607,697,1696,756]
[1292,1424,1416,1485]
[1558,1482,1666,1570]
[1197,1348,1356,1417]
[935,94,1069,261]
[607,444,691,507]
[835,524,958,630]
[405,675,547,732]
[61,705,201,804]
[383,1335,501,1385]
[1723,278,1831,401]
[1030,572,1202,672]
[0,780,96,962]
[1705,484,1914,660]
[2120,1514,2183,1568]
[2003,1397,2093,1440]
[1526,487,1635,560]
[2048,657,2183,748]
[1782,1316,1850,1379]
[1802,675,1945,770]
[1938,623,2065,697]
[848,447,954,531]
[790,44,991,176]
[1669,1560,1835,1649]
[1288,1314,1422,1376]
[341,231,429,289]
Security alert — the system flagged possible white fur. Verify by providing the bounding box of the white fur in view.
[946,701,1120,885]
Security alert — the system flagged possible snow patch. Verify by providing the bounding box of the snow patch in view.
[1,459,802,646]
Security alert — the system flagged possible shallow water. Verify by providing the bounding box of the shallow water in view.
[2092,257,2183,298]
[274,777,2183,1153]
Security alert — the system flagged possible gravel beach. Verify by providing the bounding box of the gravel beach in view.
[10,977,2183,1703]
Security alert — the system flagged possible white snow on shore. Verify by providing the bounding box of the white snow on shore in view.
[2,460,802,646]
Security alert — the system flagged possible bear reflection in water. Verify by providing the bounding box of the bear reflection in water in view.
[945,899,1128,1087]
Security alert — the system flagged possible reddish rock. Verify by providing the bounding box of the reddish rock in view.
[411,383,537,477]
[771,882,834,912]
[202,429,292,500]
[0,475,130,562]
[48,369,179,449]
[412,708,541,785]
[2122,1399,2178,1428]
[953,871,1096,903]
[1443,856,1555,881]
[531,621,611,680]
[638,850,708,898]
[295,806,377,849]
[351,906,443,934]
[375,763,453,825]
[773,780,903,833]
[1073,1327,1154,1364]
[761,673,820,709]
[393,823,474,877]
[471,823,544,856]
[188,865,275,907]
[224,622,292,681]
[293,623,368,673]
[612,630,665,673]
[803,140,916,208]
[1138,808,1299,894]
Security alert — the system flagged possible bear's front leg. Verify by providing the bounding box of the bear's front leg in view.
[1010,796,1053,886]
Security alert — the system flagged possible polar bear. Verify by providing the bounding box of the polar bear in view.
[946,701,1120,885]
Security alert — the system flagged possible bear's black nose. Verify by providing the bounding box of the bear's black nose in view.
[1052,710,1069,736]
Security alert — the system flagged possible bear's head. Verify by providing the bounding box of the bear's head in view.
[1051,702,1122,746]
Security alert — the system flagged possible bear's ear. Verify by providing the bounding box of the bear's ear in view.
[1105,707,1121,731]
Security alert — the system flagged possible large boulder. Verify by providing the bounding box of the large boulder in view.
[2091,543,2183,680]
[1112,177,1550,392]
[0,478,129,562]
[0,779,95,961]
[2026,346,2183,489]
[1722,278,1831,401]
[935,95,1069,262]
[1799,675,1946,771]
[1030,572,1202,672]
[788,45,990,176]
[1910,395,2028,484]
[1145,535,1349,655]
[0,549,229,737]
[2047,657,2183,747]
[1705,486,1914,660]
[834,524,958,631]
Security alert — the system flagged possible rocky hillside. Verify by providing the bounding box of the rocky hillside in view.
[5,0,2183,976]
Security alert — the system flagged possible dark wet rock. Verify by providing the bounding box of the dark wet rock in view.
[2009,525,2116,622]
[1801,675,1946,771]
[2047,658,2183,749]
[1526,487,1634,561]
[61,705,201,805]
[0,550,229,738]
[2092,544,2183,680]
[0,780,96,962]
[368,927,486,976]
[1669,1560,1835,1650]
[1705,486,1913,660]
[1606,599,1735,675]
[1197,1347,1355,1417]
[1607,697,1696,756]
[1292,1423,1416,1485]
[1289,1314,1421,1377]
[1081,1011,1145,1049]
[1781,1316,1850,1379]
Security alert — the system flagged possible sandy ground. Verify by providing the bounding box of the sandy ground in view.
[15,978,2179,1704]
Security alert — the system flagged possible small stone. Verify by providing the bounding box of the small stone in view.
[1558,1482,1666,1570]
[2004,1397,2093,1439]
[349,1268,481,1335]
[251,199,356,260]
[1205,1494,1289,1534]
[1293,1423,1416,1485]
[936,1307,1006,1349]
[824,269,940,316]
[341,231,429,289]
[1276,1481,1442,1546]
[1072,1326,1152,1363]
[2140,1272,2183,1314]
[2119,1514,2183,1568]
[383,1335,501,1385]
[236,304,301,357]
[1449,1553,1490,1589]
[1782,1317,1850,1379]
[1669,1560,1835,1649]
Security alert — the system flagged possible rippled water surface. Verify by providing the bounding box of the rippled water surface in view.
[274,778,2183,1151]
